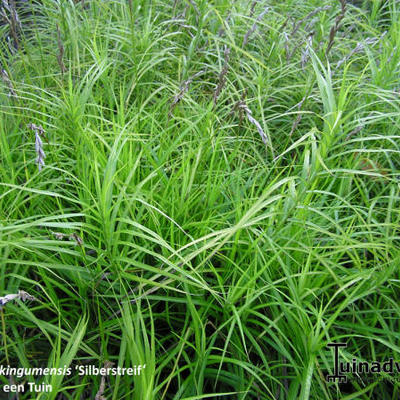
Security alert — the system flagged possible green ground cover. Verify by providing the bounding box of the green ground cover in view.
[1,0,400,398]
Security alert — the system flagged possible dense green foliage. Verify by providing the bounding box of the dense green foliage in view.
[1,0,400,398]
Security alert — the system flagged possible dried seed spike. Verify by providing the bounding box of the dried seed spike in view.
[279,16,291,32]
[239,102,269,146]
[286,30,315,62]
[290,95,308,136]
[35,132,45,171]
[230,89,248,127]
[249,0,258,18]
[56,24,67,74]
[335,31,386,72]
[0,68,17,98]
[345,125,363,141]
[291,5,331,36]
[169,69,205,117]
[0,290,37,310]
[283,32,290,61]
[51,231,67,240]
[18,291,37,302]
[325,0,347,57]
[304,16,319,32]
[301,35,313,68]
[217,11,232,37]
[213,46,231,106]
[186,0,198,13]
[1,0,21,49]
[173,0,180,12]
[95,361,115,400]
[70,233,83,246]
[242,6,269,48]
[186,0,200,24]
[28,123,46,171]
[240,90,248,126]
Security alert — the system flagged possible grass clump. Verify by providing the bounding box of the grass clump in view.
[1,0,400,398]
